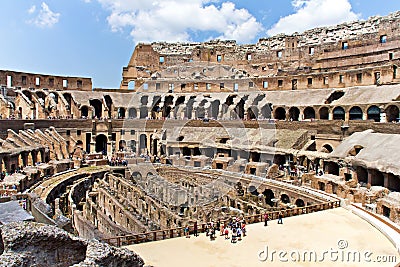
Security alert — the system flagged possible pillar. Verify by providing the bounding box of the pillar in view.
[384,173,389,188]
[367,170,372,185]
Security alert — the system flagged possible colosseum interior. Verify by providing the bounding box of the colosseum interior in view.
[0,10,400,267]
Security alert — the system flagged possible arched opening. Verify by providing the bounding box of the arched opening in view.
[104,95,112,118]
[356,166,368,185]
[273,154,286,166]
[385,105,399,122]
[234,98,245,119]
[128,108,137,119]
[289,107,300,121]
[81,106,89,118]
[89,99,103,118]
[139,134,147,153]
[304,107,315,120]
[262,189,275,206]
[371,170,384,186]
[333,107,345,120]
[349,106,363,120]
[118,140,126,151]
[274,107,286,120]
[280,194,290,204]
[128,80,135,90]
[210,100,220,119]
[295,199,305,207]
[319,107,329,120]
[63,93,72,110]
[95,134,107,154]
[247,106,258,120]
[261,104,272,119]
[324,162,339,176]
[367,106,381,122]
[195,106,206,119]
[163,95,174,118]
[118,107,126,119]
[322,144,333,153]
[248,185,259,196]
[140,107,148,119]
[129,140,136,153]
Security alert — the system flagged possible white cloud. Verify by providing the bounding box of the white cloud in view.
[267,0,360,36]
[29,2,60,28]
[96,0,263,43]
[28,5,36,14]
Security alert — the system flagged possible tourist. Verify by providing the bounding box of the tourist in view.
[242,222,246,237]
[278,212,283,224]
[193,221,198,237]
[184,225,190,238]
[237,227,242,241]
[224,227,229,239]
[231,228,237,243]
[264,213,269,226]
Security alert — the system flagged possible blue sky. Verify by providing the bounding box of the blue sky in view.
[0,0,398,88]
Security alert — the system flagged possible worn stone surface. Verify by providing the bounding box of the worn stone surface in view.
[0,222,144,267]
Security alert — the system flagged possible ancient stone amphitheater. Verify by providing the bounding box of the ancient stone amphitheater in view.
[0,11,400,267]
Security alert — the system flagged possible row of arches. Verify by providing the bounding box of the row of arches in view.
[248,187,306,207]
[273,105,398,122]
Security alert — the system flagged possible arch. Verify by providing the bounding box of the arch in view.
[295,199,305,207]
[262,189,275,206]
[246,106,258,120]
[288,107,300,121]
[385,105,399,122]
[274,107,286,120]
[129,140,137,152]
[95,134,107,154]
[234,98,245,119]
[195,105,206,119]
[63,93,72,109]
[324,162,339,175]
[332,106,345,120]
[280,194,290,204]
[261,104,272,119]
[367,105,380,122]
[356,166,368,185]
[89,99,102,118]
[139,134,147,152]
[349,106,363,120]
[210,100,220,119]
[118,140,126,151]
[248,185,259,196]
[303,107,315,120]
[321,144,333,153]
[81,106,89,118]
[104,95,112,118]
[319,107,329,120]
[117,107,126,119]
[140,106,148,119]
[128,108,137,119]
[128,80,135,90]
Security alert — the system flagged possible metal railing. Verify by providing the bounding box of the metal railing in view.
[102,200,341,247]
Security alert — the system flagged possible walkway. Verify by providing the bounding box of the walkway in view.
[126,208,399,267]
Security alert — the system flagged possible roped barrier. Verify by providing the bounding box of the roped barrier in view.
[102,200,341,247]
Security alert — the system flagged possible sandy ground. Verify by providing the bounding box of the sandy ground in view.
[126,208,399,267]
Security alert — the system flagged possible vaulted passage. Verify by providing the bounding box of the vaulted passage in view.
[95,134,107,154]
[386,105,399,122]
[367,105,380,122]
[274,107,286,120]
[89,99,102,119]
[349,106,363,120]
[289,107,300,121]
[333,106,345,120]
[303,107,315,120]
[319,107,329,120]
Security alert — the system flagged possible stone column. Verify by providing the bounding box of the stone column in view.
[383,173,389,188]
[367,170,372,185]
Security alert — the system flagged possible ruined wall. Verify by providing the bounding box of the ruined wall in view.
[0,70,92,91]
[121,11,400,91]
